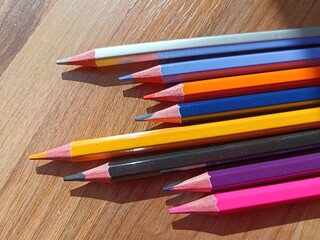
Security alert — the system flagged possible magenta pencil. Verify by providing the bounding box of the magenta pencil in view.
[169,176,320,215]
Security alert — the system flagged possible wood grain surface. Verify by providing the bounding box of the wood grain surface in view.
[1,0,320,239]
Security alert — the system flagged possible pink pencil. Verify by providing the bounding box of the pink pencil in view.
[169,176,320,215]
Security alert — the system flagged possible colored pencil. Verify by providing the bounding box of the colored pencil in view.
[143,66,320,102]
[63,128,320,183]
[29,107,320,162]
[56,27,320,67]
[119,47,320,84]
[137,87,320,124]
[164,152,320,192]
[168,176,320,215]
[140,101,320,125]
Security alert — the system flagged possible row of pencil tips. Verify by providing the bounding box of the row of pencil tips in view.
[126,45,320,124]
[63,149,320,215]
[29,27,320,215]
[57,27,320,126]
[123,41,320,125]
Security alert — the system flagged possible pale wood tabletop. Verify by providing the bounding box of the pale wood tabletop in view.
[1,0,320,239]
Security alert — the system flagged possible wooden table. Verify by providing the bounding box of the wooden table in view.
[1,1,320,239]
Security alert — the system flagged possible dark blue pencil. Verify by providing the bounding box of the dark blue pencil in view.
[120,47,320,84]
[136,86,320,124]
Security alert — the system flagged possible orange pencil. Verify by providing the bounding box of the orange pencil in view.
[144,66,320,102]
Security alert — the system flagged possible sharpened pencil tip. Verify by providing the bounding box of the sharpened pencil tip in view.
[135,113,153,121]
[163,185,174,191]
[168,206,190,214]
[163,181,182,191]
[143,93,155,100]
[29,152,47,160]
[119,74,133,81]
[56,57,72,65]
[64,173,86,181]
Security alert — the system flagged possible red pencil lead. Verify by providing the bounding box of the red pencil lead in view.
[143,93,156,100]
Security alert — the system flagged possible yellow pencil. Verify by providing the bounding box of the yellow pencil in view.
[29,107,320,162]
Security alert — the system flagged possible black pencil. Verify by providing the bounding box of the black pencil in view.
[64,130,320,183]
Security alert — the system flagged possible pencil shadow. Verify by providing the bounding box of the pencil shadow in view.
[147,122,178,130]
[122,83,166,99]
[145,102,176,113]
[36,161,106,177]
[61,61,159,87]
[171,199,320,235]
[166,192,209,206]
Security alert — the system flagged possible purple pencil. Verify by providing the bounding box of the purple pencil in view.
[164,152,320,193]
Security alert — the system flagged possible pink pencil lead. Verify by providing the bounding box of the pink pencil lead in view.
[169,205,191,214]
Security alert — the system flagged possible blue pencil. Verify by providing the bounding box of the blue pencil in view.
[136,86,320,124]
[156,36,320,61]
[120,47,320,84]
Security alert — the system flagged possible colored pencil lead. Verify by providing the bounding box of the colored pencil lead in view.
[163,172,211,192]
[64,163,111,182]
[56,57,72,65]
[64,173,86,181]
[56,50,96,67]
[29,143,71,161]
[163,182,181,191]
[135,113,154,121]
[119,75,133,81]
[136,105,181,123]
[119,65,162,83]
[168,205,191,214]
[29,152,47,159]
[143,93,156,100]
[143,84,183,102]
